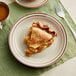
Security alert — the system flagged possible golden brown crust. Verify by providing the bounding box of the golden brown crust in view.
[24,22,57,56]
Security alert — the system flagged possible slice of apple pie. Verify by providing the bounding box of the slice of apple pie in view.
[24,22,57,56]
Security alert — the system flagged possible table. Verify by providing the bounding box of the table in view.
[0,0,76,76]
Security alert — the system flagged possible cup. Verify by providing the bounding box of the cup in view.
[0,2,9,29]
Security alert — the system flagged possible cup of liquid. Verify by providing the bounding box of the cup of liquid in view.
[0,2,9,29]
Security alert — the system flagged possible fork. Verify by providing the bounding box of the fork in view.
[55,2,76,39]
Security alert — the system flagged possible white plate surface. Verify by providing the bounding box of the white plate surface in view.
[9,13,67,68]
[15,0,48,8]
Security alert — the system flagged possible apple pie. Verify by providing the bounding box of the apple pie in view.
[24,22,57,56]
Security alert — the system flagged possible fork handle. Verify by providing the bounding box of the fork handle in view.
[64,17,76,39]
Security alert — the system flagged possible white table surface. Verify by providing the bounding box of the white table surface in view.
[61,0,76,24]
[0,0,76,76]
[41,57,76,76]
[0,0,14,4]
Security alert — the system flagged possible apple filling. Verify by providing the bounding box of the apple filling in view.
[24,22,57,56]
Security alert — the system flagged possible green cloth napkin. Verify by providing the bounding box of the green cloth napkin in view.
[0,0,76,76]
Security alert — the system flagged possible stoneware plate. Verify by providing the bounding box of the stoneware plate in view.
[9,13,67,68]
[15,0,48,8]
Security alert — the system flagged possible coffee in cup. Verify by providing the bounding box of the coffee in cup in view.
[0,2,9,21]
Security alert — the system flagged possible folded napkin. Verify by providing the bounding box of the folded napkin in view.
[61,0,76,24]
